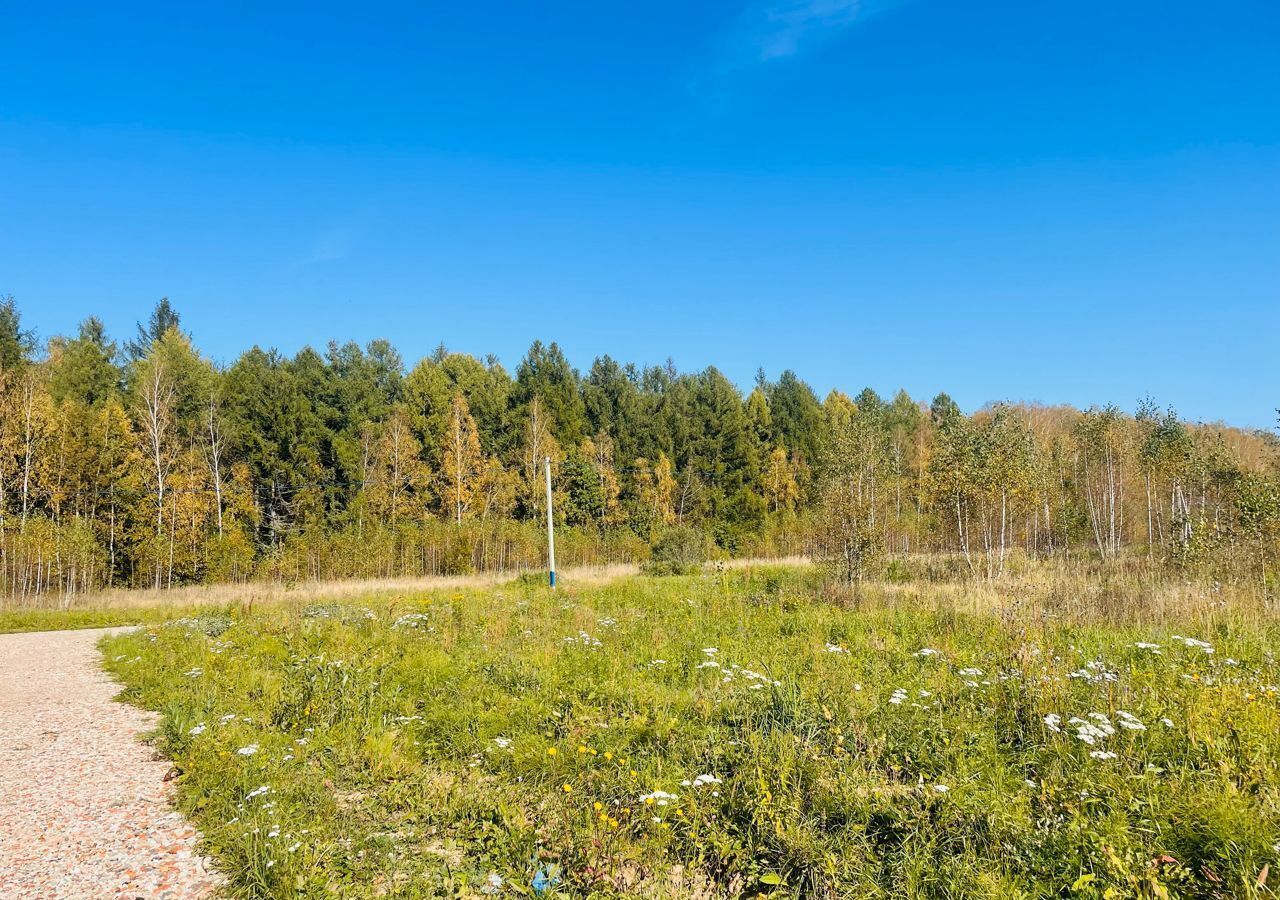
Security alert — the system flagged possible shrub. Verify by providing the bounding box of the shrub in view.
[514,571,550,588]
[642,526,708,576]
[441,534,475,575]
[169,612,234,637]
[884,558,912,583]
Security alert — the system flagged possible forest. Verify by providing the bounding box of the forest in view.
[1,296,1277,600]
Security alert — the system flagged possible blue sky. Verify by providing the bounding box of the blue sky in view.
[2,0,1277,428]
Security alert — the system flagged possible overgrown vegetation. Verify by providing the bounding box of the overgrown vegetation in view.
[2,297,1277,603]
[102,564,1280,898]
[642,527,710,576]
[0,605,173,633]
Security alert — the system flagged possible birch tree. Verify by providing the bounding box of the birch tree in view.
[366,408,431,525]
[440,394,483,524]
[814,403,888,587]
[764,446,800,513]
[1076,406,1131,559]
[582,432,623,526]
[134,352,178,587]
[520,395,561,519]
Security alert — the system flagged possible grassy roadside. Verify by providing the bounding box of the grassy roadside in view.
[0,606,179,633]
[99,567,1280,898]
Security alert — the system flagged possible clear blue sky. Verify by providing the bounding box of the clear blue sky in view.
[2,1,1277,428]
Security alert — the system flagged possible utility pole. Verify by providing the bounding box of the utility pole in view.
[544,455,556,589]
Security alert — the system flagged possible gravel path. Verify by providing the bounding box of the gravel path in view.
[0,628,222,899]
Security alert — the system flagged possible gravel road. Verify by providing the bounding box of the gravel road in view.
[0,628,222,899]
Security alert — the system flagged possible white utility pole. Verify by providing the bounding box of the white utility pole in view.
[544,455,556,588]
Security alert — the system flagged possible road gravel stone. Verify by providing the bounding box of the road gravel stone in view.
[0,628,222,899]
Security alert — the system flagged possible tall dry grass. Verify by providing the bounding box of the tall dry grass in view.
[818,552,1274,628]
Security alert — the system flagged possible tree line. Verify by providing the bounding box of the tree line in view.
[1,296,1277,600]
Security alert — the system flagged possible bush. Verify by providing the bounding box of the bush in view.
[513,571,550,588]
[884,558,912,583]
[441,534,475,575]
[169,612,235,637]
[642,526,708,576]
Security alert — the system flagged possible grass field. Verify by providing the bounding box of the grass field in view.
[0,564,651,633]
[94,566,1280,898]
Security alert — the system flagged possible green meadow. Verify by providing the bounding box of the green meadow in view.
[93,566,1280,899]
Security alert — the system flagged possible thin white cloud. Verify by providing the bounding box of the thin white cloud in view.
[716,0,909,71]
[314,228,354,262]
[299,228,354,267]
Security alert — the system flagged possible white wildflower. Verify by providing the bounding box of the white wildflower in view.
[1068,664,1118,685]
[1068,716,1114,745]
[1116,710,1146,731]
[1173,636,1215,654]
[640,790,679,807]
[392,613,433,630]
